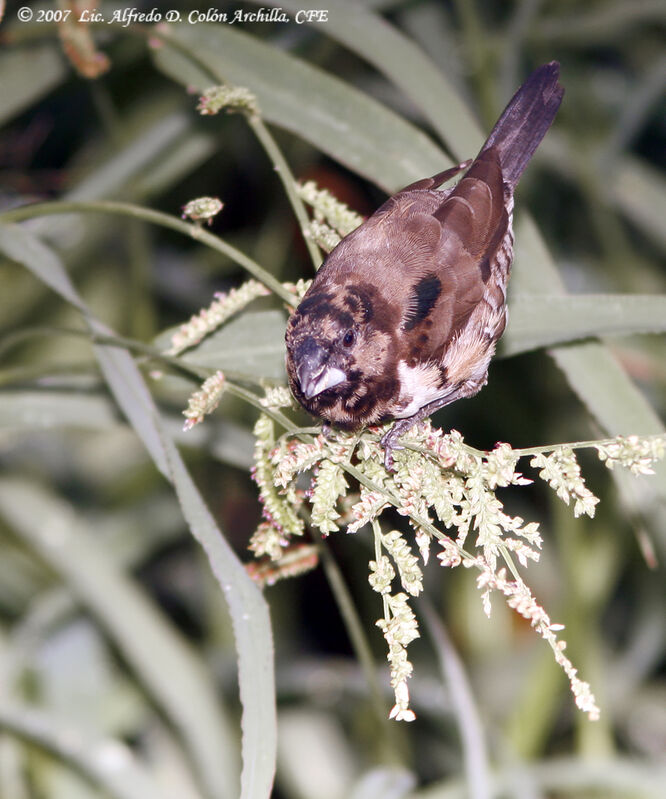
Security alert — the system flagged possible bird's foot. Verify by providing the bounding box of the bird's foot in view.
[380,421,413,472]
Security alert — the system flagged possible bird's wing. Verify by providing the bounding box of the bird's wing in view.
[373,148,509,362]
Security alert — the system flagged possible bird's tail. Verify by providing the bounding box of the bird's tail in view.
[480,61,564,189]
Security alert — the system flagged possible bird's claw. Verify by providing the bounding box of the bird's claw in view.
[380,426,404,472]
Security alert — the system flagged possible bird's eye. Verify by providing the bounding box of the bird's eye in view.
[342,329,356,348]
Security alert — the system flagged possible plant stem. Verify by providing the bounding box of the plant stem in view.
[310,529,403,763]
[152,25,323,270]
[248,117,323,269]
[0,202,294,304]
[373,519,390,619]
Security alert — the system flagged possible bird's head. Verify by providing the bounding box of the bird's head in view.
[285,281,398,427]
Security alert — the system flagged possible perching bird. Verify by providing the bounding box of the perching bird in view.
[286,62,564,470]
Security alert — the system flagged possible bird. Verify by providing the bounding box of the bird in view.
[285,62,564,471]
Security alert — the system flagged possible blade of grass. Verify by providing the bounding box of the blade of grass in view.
[151,24,451,193]
[0,43,66,125]
[246,0,483,155]
[502,294,666,356]
[170,310,287,381]
[419,600,491,799]
[611,156,666,252]
[0,703,170,799]
[0,203,292,303]
[0,391,118,431]
[0,477,238,799]
[0,222,277,799]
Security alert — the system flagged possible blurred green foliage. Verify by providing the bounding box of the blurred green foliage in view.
[0,1,665,797]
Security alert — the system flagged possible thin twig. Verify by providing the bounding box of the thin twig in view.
[0,201,293,303]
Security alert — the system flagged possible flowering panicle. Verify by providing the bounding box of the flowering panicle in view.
[296,180,364,237]
[477,566,600,720]
[310,459,348,534]
[392,450,433,520]
[182,371,226,431]
[348,486,389,533]
[57,5,110,79]
[197,85,260,118]
[272,437,326,489]
[260,385,294,410]
[376,593,420,722]
[306,220,342,253]
[384,429,542,572]
[251,414,304,556]
[167,280,270,356]
[368,555,395,595]
[531,447,599,518]
[381,530,423,597]
[412,525,433,565]
[596,434,666,475]
[484,442,532,488]
[242,402,661,722]
[248,521,287,561]
[282,279,314,307]
[460,459,542,572]
[366,519,424,716]
[246,544,318,588]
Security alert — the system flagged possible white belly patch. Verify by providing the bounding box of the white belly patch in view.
[394,360,446,418]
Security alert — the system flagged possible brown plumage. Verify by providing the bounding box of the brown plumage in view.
[286,62,564,469]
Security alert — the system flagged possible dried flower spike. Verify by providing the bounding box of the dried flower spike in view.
[182,371,226,431]
[296,180,364,237]
[247,544,319,587]
[197,85,260,118]
[181,196,224,225]
[167,279,270,356]
[596,434,666,476]
[531,447,599,518]
[57,2,110,79]
[305,220,342,254]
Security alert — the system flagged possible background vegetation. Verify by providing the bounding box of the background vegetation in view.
[0,1,665,797]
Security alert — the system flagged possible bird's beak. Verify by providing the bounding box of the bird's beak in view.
[295,337,346,399]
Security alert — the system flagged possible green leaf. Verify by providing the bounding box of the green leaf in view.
[0,390,118,431]
[161,434,277,798]
[246,0,483,156]
[152,24,450,192]
[177,309,287,381]
[549,343,664,437]
[611,156,666,252]
[0,220,168,478]
[0,44,67,126]
[502,294,666,356]
[0,224,86,312]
